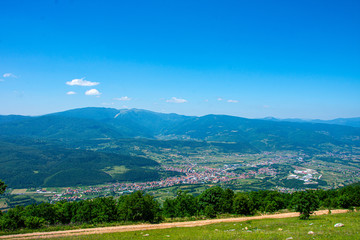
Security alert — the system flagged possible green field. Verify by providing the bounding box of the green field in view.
[55,212,360,240]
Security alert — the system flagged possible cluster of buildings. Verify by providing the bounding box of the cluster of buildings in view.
[48,150,359,202]
[51,161,282,202]
[287,168,320,184]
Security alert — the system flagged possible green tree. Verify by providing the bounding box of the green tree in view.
[204,205,216,218]
[91,197,118,223]
[72,200,95,223]
[221,188,235,213]
[233,193,254,215]
[24,216,45,229]
[173,190,197,217]
[118,191,162,223]
[0,206,25,230]
[53,200,74,224]
[198,186,224,214]
[163,198,176,218]
[25,203,56,225]
[323,197,336,213]
[292,190,319,220]
[0,180,6,194]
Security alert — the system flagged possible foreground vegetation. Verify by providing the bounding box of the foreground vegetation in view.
[1,183,359,234]
[56,211,360,240]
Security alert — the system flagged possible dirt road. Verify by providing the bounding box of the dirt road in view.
[1,209,348,239]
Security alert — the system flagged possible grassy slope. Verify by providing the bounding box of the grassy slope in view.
[56,212,360,240]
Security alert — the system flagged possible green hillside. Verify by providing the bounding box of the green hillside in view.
[0,115,125,140]
[1,108,359,152]
[0,138,159,188]
[163,114,360,151]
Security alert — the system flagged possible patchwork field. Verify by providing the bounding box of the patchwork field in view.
[10,189,27,194]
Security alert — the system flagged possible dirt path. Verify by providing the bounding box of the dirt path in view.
[1,209,348,239]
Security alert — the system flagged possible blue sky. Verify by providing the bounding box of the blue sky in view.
[0,0,359,119]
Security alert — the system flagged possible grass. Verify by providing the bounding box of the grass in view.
[103,165,129,177]
[53,211,360,240]
[10,189,27,194]
[0,199,8,209]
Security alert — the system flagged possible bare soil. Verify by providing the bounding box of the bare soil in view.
[1,209,348,239]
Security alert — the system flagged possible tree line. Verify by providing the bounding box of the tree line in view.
[0,180,359,231]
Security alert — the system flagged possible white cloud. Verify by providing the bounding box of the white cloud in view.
[114,96,131,101]
[66,91,77,95]
[3,73,17,78]
[166,97,187,103]
[227,99,238,103]
[217,98,223,101]
[85,89,101,96]
[66,77,99,86]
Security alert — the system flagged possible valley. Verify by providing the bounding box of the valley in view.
[1,107,360,210]
[3,146,360,210]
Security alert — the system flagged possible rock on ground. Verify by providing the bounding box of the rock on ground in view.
[334,223,344,227]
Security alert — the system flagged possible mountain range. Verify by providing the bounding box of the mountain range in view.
[1,107,360,188]
[1,107,359,150]
[262,116,360,128]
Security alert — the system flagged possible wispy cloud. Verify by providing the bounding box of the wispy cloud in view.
[217,98,223,101]
[114,96,131,101]
[0,79,4,82]
[3,73,17,78]
[227,99,238,103]
[85,89,101,96]
[166,97,187,103]
[263,105,270,108]
[66,91,77,95]
[66,77,99,86]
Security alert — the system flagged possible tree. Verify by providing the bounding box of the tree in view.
[53,200,74,224]
[173,190,197,217]
[163,198,176,218]
[204,205,216,218]
[198,186,224,214]
[292,190,319,220]
[233,193,254,215]
[117,191,162,223]
[0,206,25,230]
[91,197,118,223]
[221,188,235,213]
[24,216,45,229]
[0,180,6,194]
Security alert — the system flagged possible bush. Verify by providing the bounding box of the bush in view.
[233,193,254,215]
[291,190,319,220]
[118,191,163,223]
[204,205,216,218]
[24,216,45,229]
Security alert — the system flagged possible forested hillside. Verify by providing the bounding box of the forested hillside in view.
[0,137,160,188]
[1,107,359,150]
[162,114,360,151]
